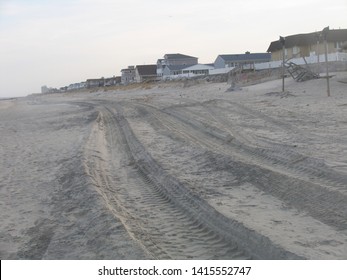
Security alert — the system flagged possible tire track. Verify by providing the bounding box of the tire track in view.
[161,101,347,194]
[85,102,301,259]
[153,97,346,191]
[202,99,347,190]
[164,102,347,191]
[102,105,250,259]
[129,101,347,230]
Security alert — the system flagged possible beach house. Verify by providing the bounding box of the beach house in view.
[157,53,199,77]
[135,65,158,83]
[267,29,347,61]
[214,52,271,71]
[121,66,136,84]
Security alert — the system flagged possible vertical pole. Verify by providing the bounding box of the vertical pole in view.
[282,44,285,92]
[324,39,330,97]
[317,39,320,74]
[323,27,330,97]
[280,36,286,93]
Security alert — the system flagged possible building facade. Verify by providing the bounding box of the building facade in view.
[86,78,105,88]
[67,82,86,91]
[267,29,347,61]
[157,53,198,77]
[214,52,271,70]
[162,64,214,79]
[135,65,158,83]
[121,66,136,84]
[104,76,120,86]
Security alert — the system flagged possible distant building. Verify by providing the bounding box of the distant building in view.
[86,78,105,88]
[162,64,214,79]
[162,64,194,77]
[41,85,60,94]
[67,82,86,91]
[267,29,347,61]
[156,59,165,77]
[157,53,198,77]
[163,53,198,65]
[41,85,49,94]
[104,76,120,86]
[121,66,136,84]
[214,52,271,70]
[115,76,122,84]
[182,64,214,76]
[135,65,158,82]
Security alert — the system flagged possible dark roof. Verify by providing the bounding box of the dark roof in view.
[86,78,104,82]
[164,53,198,60]
[121,68,135,72]
[218,53,271,62]
[136,64,157,76]
[267,29,347,52]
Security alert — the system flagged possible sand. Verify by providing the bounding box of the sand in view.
[0,73,346,259]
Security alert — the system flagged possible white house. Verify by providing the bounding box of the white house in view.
[214,52,271,70]
[121,66,136,84]
[162,64,214,79]
[67,82,87,91]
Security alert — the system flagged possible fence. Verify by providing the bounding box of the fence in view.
[254,52,347,70]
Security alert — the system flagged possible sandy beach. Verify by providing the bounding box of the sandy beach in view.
[1,73,346,259]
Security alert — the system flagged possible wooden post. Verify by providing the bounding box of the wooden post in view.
[316,32,321,74]
[322,27,330,97]
[282,45,285,92]
[280,36,286,92]
[324,39,330,97]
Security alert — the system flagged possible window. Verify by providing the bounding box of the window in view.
[293,46,300,55]
[334,41,345,49]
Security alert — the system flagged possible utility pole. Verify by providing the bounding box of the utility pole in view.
[280,36,286,92]
[322,26,330,97]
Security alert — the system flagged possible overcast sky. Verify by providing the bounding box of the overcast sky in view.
[0,0,346,97]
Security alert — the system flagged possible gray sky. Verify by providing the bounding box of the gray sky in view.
[0,0,346,97]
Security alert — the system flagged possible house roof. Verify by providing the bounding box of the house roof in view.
[136,64,157,76]
[86,78,104,82]
[164,53,198,60]
[267,29,347,52]
[121,68,135,72]
[218,53,271,62]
